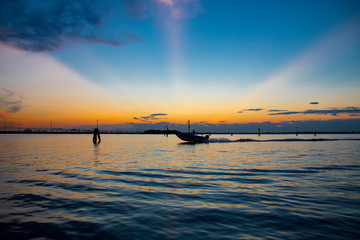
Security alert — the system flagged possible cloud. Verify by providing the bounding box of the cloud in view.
[239,108,264,113]
[133,113,168,122]
[0,0,140,52]
[309,102,319,105]
[150,113,167,117]
[268,107,360,116]
[268,109,289,112]
[0,88,24,116]
[245,108,264,111]
[157,0,174,5]
[0,0,204,52]
[268,111,301,115]
[6,105,23,113]
[156,0,204,19]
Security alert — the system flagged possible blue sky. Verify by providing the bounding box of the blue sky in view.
[0,0,360,131]
[53,0,360,88]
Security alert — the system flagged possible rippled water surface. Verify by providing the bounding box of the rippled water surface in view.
[1,134,360,239]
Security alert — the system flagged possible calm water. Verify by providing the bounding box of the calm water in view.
[1,134,360,239]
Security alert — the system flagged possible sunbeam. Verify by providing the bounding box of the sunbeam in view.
[240,16,360,106]
[0,46,132,127]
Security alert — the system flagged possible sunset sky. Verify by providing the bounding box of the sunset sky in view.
[1,0,360,132]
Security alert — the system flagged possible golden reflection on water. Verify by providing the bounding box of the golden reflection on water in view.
[3,133,349,199]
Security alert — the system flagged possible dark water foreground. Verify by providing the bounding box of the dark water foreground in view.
[1,134,360,239]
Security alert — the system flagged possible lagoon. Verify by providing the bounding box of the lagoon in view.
[1,134,360,239]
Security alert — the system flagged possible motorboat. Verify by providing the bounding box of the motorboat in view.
[176,120,210,143]
[176,131,209,143]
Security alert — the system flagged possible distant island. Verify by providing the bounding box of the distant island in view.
[143,130,180,134]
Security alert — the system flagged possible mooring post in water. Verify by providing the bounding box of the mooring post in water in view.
[258,128,261,136]
[93,119,101,144]
[296,126,298,136]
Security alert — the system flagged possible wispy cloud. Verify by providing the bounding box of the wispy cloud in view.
[268,109,289,112]
[0,0,140,52]
[133,113,168,122]
[157,0,174,5]
[0,88,24,117]
[268,107,360,116]
[156,0,204,19]
[6,105,22,113]
[309,102,319,105]
[238,108,264,113]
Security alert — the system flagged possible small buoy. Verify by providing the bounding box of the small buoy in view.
[93,128,101,144]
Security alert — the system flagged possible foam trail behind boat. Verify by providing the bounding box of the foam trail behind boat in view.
[208,138,360,143]
[208,138,258,143]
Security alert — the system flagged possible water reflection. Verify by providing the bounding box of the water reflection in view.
[93,143,100,163]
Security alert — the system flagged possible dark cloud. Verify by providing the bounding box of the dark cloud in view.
[239,108,264,113]
[123,0,149,19]
[0,0,140,52]
[150,113,167,118]
[0,88,24,115]
[268,111,300,115]
[309,102,319,105]
[6,105,23,113]
[197,121,211,126]
[268,109,289,112]
[268,107,360,116]
[133,113,168,122]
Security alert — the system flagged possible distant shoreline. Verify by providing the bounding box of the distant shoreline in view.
[1,131,359,135]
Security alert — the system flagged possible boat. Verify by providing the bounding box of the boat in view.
[176,131,210,143]
[175,120,210,143]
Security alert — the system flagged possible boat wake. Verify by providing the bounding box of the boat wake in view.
[208,138,360,143]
